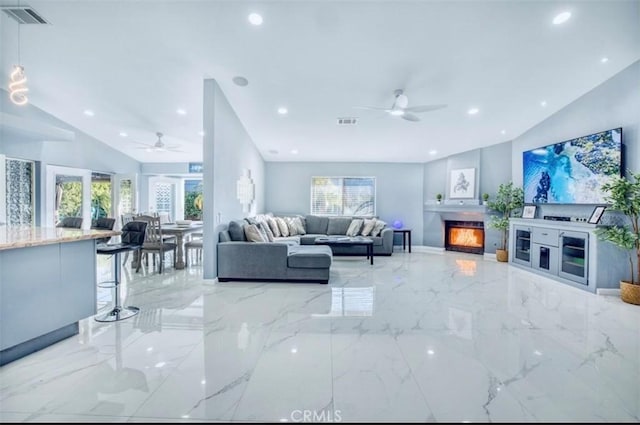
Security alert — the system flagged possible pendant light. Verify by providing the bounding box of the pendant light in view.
[8,0,28,106]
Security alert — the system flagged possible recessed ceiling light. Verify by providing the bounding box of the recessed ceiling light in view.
[429,150,438,155]
[248,13,263,26]
[601,57,609,63]
[467,107,479,115]
[427,349,435,355]
[553,11,571,25]
[198,131,205,136]
[290,149,299,155]
[277,107,288,115]
[154,361,166,368]
[232,76,249,87]
[176,108,187,115]
[390,110,404,116]
[501,130,506,135]
[119,131,128,137]
[540,101,547,107]
[290,347,298,354]
[83,109,94,117]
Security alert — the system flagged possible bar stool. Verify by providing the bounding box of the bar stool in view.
[95,221,147,322]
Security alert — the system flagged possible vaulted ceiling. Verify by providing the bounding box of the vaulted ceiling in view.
[1,0,639,163]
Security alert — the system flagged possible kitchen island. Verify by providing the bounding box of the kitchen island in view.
[0,225,120,366]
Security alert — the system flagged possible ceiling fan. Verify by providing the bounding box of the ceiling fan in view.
[354,89,447,122]
[133,132,183,153]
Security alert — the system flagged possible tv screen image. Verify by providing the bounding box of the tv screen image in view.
[523,128,622,204]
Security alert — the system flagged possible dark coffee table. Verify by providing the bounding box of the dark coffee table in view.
[314,236,374,265]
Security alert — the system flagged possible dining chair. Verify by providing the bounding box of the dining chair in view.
[185,233,203,267]
[56,217,83,229]
[136,214,177,274]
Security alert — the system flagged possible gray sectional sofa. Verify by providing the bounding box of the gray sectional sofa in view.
[217,214,393,284]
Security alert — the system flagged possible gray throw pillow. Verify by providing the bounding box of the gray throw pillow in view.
[346,219,364,236]
[260,222,275,242]
[360,218,376,236]
[244,224,266,242]
[371,219,387,237]
[228,220,247,241]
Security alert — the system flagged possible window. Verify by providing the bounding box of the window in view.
[184,179,203,220]
[6,158,35,225]
[311,177,375,216]
[154,182,173,214]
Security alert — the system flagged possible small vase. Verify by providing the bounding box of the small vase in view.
[436,200,442,205]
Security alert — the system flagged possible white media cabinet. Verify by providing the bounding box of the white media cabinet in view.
[508,218,628,293]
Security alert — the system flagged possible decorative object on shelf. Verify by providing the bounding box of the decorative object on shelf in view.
[236,168,255,214]
[522,205,537,219]
[436,193,443,204]
[487,182,524,262]
[482,193,490,205]
[392,220,403,229]
[449,168,475,199]
[595,171,640,305]
[588,206,606,224]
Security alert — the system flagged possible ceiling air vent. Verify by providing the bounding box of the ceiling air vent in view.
[1,6,49,24]
[337,117,358,126]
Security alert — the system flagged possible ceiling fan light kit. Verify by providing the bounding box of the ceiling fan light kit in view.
[353,89,447,122]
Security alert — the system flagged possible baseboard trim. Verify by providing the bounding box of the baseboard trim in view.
[596,288,620,296]
[483,253,497,261]
[415,246,445,254]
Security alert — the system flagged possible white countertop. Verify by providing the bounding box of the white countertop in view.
[0,226,120,251]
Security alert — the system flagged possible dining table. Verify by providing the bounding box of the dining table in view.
[161,222,204,269]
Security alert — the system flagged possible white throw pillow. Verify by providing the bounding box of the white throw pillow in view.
[244,224,266,242]
[370,219,387,237]
[267,216,281,237]
[276,217,290,237]
[346,219,364,236]
[360,218,376,236]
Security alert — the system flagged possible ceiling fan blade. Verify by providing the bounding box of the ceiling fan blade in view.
[404,104,447,113]
[401,113,421,122]
[352,106,390,111]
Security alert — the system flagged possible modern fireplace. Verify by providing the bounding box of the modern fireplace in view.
[445,221,484,255]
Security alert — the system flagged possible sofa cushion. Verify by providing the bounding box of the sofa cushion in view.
[228,220,247,241]
[371,219,387,237]
[274,236,300,245]
[327,217,352,235]
[287,246,332,269]
[305,215,329,234]
[360,218,376,236]
[300,234,325,245]
[244,224,266,242]
[371,236,383,246]
[346,219,363,236]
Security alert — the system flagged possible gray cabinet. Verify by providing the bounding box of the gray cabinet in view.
[508,219,626,294]
[558,231,589,285]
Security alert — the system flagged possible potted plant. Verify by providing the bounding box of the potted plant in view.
[486,182,524,262]
[436,193,443,204]
[596,171,640,305]
[482,193,490,205]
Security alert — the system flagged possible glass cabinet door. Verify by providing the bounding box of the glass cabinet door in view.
[559,231,588,284]
[513,227,531,266]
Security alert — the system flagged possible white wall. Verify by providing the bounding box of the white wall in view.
[202,79,266,279]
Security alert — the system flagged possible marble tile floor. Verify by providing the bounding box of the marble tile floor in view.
[1,251,639,423]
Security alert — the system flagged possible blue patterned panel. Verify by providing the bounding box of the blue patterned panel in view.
[6,159,35,225]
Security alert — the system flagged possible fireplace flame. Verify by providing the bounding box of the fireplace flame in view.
[449,228,483,248]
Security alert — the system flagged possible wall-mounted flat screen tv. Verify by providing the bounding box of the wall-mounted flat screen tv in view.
[523,128,622,204]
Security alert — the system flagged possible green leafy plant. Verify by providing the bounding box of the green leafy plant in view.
[482,193,490,202]
[595,171,640,285]
[436,193,443,202]
[486,182,524,250]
